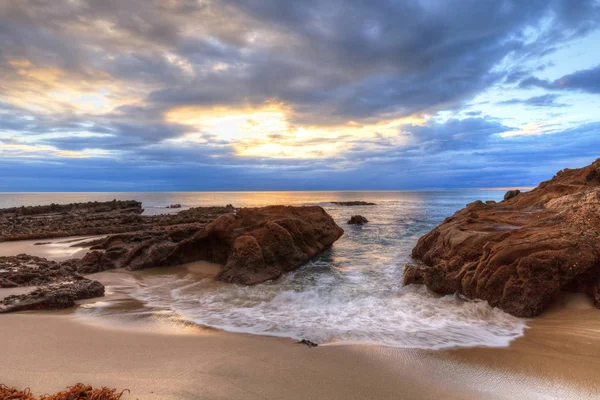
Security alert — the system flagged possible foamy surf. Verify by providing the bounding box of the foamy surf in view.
[126,262,526,350]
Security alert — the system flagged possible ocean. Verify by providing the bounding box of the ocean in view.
[0,191,527,349]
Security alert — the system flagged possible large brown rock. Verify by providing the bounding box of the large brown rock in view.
[404,159,600,317]
[166,206,344,284]
[77,205,344,285]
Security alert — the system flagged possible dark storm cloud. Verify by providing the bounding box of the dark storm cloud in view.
[1,0,600,190]
[520,65,600,94]
[2,0,599,125]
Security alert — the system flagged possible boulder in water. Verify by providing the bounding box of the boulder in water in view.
[348,215,369,225]
[332,201,376,206]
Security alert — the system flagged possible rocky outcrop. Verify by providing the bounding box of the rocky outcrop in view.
[1,255,71,287]
[503,190,520,201]
[404,159,600,317]
[348,215,369,225]
[0,278,104,313]
[71,206,344,285]
[0,205,342,312]
[0,202,234,241]
[0,200,142,217]
[212,206,343,284]
[331,201,376,206]
[0,254,104,313]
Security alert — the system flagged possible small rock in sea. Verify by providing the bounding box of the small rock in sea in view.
[167,204,182,209]
[348,215,369,225]
[298,339,319,348]
[332,201,376,206]
[503,190,520,201]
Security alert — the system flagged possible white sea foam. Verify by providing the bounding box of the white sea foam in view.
[129,262,527,349]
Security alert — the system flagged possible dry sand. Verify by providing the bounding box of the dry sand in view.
[2,239,600,399]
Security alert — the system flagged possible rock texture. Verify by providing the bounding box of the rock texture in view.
[404,159,600,317]
[0,202,234,241]
[348,215,369,225]
[504,190,521,201]
[0,279,104,313]
[0,254,104,313]
[71,206,344,285]
[0,254,77,287]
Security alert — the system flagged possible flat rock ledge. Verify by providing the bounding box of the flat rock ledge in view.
[0,201,234,241]
[331,201,376,206]
[404,158,600,317]
[0,254,104,313]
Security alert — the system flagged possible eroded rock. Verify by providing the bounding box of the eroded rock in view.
[0,278,104,313]
[0,254,76,287]
[0,255,105,313]
[503,190,521,201]
[404,159,600,317]
[71,205,344,285]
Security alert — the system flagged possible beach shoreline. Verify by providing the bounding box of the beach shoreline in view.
[2,202,600,399]
[2,291,600,399]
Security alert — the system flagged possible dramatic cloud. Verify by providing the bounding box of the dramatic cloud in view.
[0,0,599,190]
[520,65,600,94]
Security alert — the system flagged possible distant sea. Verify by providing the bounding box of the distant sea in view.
[0,191,527,349]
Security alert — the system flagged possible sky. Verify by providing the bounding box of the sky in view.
[1,0,600,191]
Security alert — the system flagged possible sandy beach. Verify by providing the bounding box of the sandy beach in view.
[1,294,600,399]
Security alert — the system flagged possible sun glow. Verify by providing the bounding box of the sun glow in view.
[165,103,424,159]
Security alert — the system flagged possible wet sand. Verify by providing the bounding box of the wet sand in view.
[0,235,101,261]
[2,240,600,399]
[2,290,600,399]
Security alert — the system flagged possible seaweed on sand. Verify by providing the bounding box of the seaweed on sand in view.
[0,383,129,400]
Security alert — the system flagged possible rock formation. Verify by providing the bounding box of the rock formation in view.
[348,215,369,225]
[0,279,104,313]
[404,159,600,317]
[503,189,520,201]
[72,205,344,285]
[0,254,104,313]
[0,205,343,312]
